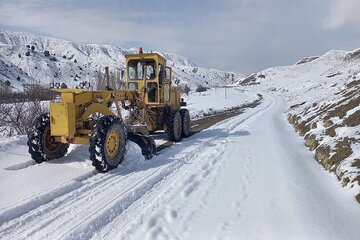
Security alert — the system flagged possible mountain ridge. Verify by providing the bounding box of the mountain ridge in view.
[0,30,242,91]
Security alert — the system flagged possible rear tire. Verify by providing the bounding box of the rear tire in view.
[166,111,182,142]
[180,109,191,137]
[89,115,126,173]
[27,113,69,163]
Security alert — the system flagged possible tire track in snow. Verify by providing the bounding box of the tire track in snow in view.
[51,135,229,240]
[0,92,269,240]
[0,169,126,237]
[0,125,237,240]
[214,95,276,240]
[0,126,229,237]
[215,146,254,240]
[65,128,247,240]
[0,149,149,235]
[96,128,235,240]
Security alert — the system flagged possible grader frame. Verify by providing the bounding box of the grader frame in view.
[27,50,191,172]
[49,89,146,144]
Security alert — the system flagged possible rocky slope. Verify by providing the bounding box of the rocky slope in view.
[239,49,360,202]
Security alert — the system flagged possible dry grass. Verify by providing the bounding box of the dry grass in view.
[351,159,360,169]
[304,134,318,151]
[328,95,360,119]
[356,193,360,204]
[295,121,311,137]
[343,110,360,127]
[328,138,353,171]
[325,125,337,137]
[315,145,331,169]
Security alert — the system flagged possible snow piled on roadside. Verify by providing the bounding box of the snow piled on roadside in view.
[184,88,260,119]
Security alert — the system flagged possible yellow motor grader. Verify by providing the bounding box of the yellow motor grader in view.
[27,49,190,172]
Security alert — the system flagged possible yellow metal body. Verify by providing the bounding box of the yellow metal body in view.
[50,102,76,136]
[50,89,138,144]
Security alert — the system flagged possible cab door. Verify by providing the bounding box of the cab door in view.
[144,61,159,104]
[163,67,172,103]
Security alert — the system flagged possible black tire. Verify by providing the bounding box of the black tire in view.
[127,133,156,160]
[27,113,69,163]
[180,109,191,138]
[166,110,182,142]
[89,115,126,173]
[148,137,157,159]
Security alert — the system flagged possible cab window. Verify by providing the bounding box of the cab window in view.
[128,60,143,80]
[146,64,156,80]
[158,65,165,86]
[165,67,171,80]
[128,59,156,80]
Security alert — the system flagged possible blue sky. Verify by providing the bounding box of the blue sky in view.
[0,0,359,74]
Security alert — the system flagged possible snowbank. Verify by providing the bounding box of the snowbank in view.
[184,88,260,119]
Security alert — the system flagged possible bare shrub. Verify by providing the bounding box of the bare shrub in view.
[0,104,11,135]
[0,83,57,136]
[0,100,48,136]
[0,85,56,104]
[195,84,208,92]
[179,84,191,96]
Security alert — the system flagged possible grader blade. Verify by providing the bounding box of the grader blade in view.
[127,133,157,160]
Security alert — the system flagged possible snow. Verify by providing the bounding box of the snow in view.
[183,88,260,119]
[1,92,360,239]
[0,30,359,239]
[0,88,256,212]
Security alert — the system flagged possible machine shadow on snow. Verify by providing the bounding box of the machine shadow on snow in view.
[4,160,36,171]
[48,144,91,165]
[190,129,250,139]
[4,145,91,171]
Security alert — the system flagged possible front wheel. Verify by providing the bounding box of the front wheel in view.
[27,113,69,163]
[89,115,126,173]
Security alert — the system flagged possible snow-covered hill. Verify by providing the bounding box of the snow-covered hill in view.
[0,30,243,91]
[1,35,360,237]
[239,48,360,202]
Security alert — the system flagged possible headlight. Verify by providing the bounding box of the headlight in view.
[128,82,138,90]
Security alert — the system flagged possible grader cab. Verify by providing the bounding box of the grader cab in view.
[27,49,190,172]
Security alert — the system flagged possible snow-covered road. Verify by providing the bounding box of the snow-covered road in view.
[1,93,360,240]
